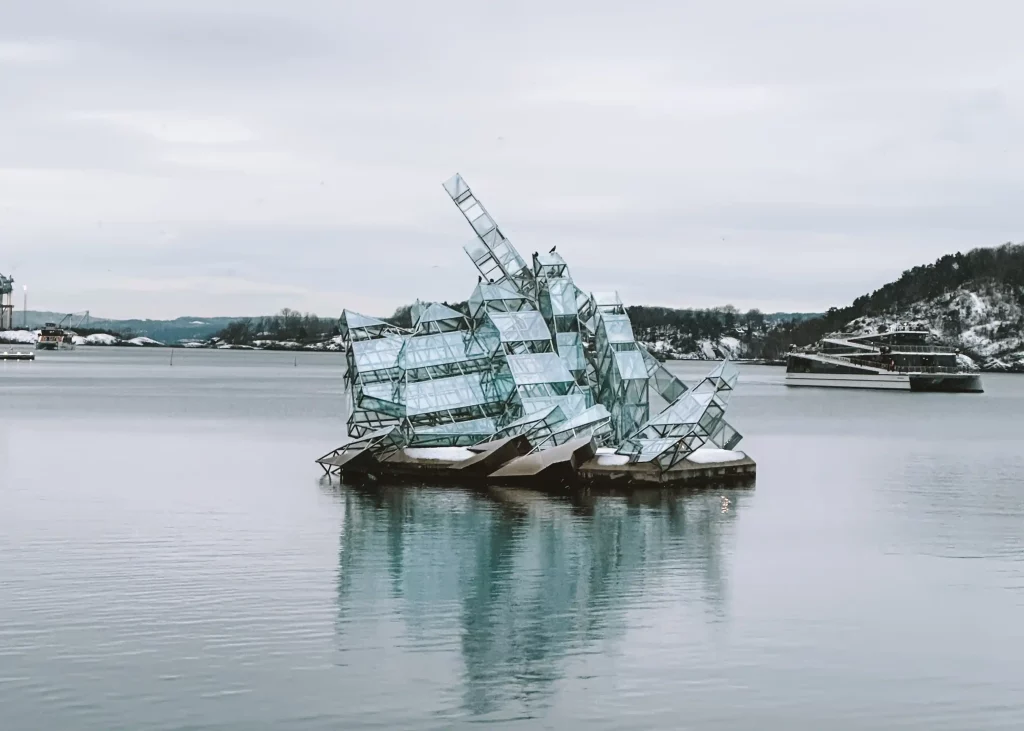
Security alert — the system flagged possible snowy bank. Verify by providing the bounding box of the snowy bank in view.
[0,330,38,344]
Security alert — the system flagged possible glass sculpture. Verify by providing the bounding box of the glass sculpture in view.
[336,175,743,471]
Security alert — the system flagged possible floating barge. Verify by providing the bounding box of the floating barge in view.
[317,173,755,493]
[0,351,34,361]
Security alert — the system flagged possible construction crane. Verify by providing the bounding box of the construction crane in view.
[57,311,90,330]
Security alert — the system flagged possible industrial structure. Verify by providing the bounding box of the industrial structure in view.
[0,272,13,330]
[318,175,749,485]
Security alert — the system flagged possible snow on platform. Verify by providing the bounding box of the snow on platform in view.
[685,448,746,464]
[403,447,476,462]
[594,447,629,466]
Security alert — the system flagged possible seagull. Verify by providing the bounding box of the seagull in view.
[549,245,557,253]
[477,275,482,283]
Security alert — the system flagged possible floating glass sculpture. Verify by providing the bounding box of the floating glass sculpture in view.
[336,174,743,471]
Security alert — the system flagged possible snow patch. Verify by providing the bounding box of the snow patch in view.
[403,447,476,462]
[85,333,119,345]
[718,336,742,358]
[685,447,746,464]
[127,336,164,346]
[0,330,38,344]
[595,453,630,466]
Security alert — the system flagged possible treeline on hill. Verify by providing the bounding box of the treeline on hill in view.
[628,305,771,350]
[213,243,1024,356]
[388,302,798,359]
[215,309,340,345]
[767,242,1024,352]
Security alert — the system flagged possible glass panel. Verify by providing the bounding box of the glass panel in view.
[615,351,647,380]
[542,278,576,317]
[397,332,474,369]
[464,239,489,263]
[486,311,551,343]
[352,336,404,372]
[404,373,491,416]
[506,353,573,385]
[520,394,588,418]
[601,314,636,344]
[559,403,610,430]
[343,311,389,330]
[442,173,469,199]
[471,212,496,236]
[592,291,622,309]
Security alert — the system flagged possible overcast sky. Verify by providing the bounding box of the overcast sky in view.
[2,0,1023,319]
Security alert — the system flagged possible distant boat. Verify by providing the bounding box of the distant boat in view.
[36,323,76,351]
[785,331,983,392]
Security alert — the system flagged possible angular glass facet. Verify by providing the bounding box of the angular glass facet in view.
[351,336,404,373]
[505,353,574,386]
[486,311,552,345]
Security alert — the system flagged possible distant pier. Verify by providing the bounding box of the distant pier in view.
[0,351,34,361]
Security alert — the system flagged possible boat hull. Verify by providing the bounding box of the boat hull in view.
[35,342,74,351]
[909,373,983,393]
[785,372,983,392]
[785,372,911,390]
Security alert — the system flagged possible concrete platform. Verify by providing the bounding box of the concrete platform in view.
[578,454,756,488]
[316,436,755,492]
[487,437,597,487]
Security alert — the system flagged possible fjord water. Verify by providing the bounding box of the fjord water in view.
[2,349,1023,730]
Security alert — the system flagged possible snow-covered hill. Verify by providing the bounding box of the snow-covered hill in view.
[838,282,1024,372]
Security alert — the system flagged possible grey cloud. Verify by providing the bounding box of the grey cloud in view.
[2,0,1024,318]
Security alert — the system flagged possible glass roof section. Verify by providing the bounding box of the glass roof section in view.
[542,278,578,318]
[415,302,464,327]
[614,351,648,380]
[351,336,404,372]
[404,373,493,416]
[398,331,475,370]
[600,314,636,344]
[506,353,573,386]
[486,311,552,343]
[592,291,623,311]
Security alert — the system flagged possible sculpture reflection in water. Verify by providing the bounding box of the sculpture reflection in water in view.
[332,484,745,718]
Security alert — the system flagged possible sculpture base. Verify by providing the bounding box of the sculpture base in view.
[317,436,756,492]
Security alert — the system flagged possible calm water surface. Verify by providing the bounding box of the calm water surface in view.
[2,349,1023,730]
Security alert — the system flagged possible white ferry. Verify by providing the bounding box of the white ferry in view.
[785,331,983,392]
[36,323,76,351]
